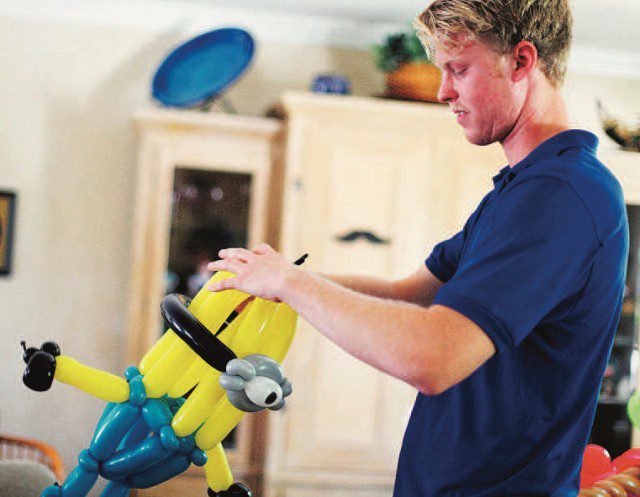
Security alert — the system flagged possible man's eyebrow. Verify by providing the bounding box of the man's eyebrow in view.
[435,61,456,70]
[441,59,468,70]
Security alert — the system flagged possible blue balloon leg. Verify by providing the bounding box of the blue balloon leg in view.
[102,435,171,477]
[96,403,116,431]
[176,433,196,454]
[127,453,191,489]
[141,398,173,432]
[59,465,99,497]
[41,484,62,497]
[100,481,130,497]
[90,402,140,461]
[117,415,149,451]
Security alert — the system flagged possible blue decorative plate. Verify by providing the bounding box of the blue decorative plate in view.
[152,28,254,108]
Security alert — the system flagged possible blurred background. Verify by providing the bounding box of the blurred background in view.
[1,1,640,496]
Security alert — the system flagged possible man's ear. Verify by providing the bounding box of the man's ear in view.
[511,40,538,83]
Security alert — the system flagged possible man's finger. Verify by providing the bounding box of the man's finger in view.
[208,276,238,292]
[219,247,256,262]
[252,243,273,255]
[207,259,243,274]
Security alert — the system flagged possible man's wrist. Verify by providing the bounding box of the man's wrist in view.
[278,266,309,303]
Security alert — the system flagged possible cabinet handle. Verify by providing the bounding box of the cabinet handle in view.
[335,230,390,245]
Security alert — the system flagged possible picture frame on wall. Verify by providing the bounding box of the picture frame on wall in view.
[0,190,17,276]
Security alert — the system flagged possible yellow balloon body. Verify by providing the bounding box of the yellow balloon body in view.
[172,371,220,438]
[138,329,175,375]
[195,397,244,451]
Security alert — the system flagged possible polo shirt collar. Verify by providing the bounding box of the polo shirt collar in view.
[492,129,599,188]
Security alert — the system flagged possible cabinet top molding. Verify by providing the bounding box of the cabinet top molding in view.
[282,90,456,123]
[134,107,283,137]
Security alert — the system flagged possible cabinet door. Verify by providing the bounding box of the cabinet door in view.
[278,120,445,476]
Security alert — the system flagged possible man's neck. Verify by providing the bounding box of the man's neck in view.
[500,83,570,167]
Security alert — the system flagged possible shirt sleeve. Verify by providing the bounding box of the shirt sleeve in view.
[425,230,465,283]
[433,177,601,353]
[425,195,490,283]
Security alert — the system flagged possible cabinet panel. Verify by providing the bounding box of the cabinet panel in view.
[279,116,430,474]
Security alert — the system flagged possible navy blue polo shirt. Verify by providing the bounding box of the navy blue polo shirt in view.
[394,130,629,497]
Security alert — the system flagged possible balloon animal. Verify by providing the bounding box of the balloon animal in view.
[21,267,301,497]
[576,389,640,495]
[579,444,640,496]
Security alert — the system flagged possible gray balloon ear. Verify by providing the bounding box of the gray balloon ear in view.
[244,354,285,383]
[226,358,256,381]
[281,377,293,397]
[220,373,245,392]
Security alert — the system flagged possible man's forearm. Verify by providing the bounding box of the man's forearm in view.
[281,270,440,392]
[320,273,400,300]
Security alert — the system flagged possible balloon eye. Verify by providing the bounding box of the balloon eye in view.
[265,392,277,405]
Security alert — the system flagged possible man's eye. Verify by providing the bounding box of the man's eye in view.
[453,67,467,76]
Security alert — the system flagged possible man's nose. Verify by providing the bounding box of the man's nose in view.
[437,73,457,103]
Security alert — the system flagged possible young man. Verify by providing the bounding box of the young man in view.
[207,0,629,494]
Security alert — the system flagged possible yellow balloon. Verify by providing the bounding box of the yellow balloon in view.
[204,444,233,492]
[167,358,208,398]
[55,356,130,403]
[228,298,278,357]
[255,303,298,362]
[139,329,179,375]
[189,272,249,334]
[142,340,195,398]
[195,396,244,451]
[171,371,222,438]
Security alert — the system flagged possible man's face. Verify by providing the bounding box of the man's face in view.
[433,36,523,146]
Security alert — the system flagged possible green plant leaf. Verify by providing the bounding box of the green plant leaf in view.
[371,29,433,72]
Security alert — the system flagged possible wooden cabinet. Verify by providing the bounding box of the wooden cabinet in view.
[266,92,505,497]
[126,108,285,496]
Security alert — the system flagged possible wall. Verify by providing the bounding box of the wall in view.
[0,2,639,487]
[0,12,385,474]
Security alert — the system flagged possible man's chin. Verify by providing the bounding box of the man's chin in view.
[462,129,495,147]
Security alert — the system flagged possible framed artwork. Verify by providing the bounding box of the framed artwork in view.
[0,190,17,275]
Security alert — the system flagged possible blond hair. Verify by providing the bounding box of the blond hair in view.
[414,0,573,86]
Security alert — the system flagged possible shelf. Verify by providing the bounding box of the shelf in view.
[598,397,630,406]
[613,336,635,347]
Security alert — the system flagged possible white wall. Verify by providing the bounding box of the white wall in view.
[0,11,387,477]
[0,2,640,489]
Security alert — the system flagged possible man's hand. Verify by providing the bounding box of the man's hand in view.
[207,243,300,302]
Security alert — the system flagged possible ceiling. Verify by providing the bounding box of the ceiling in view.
[188,0,640,55]
[2,0,639,77]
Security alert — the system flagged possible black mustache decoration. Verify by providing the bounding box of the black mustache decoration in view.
[335,230,390,245]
